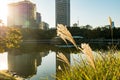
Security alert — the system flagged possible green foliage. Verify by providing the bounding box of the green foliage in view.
[21,28,56,40]
[18,26,120,41]
[57,52,120,80]
[0,27,22,52]
[68,26,120,39]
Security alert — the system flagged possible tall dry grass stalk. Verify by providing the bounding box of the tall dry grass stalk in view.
[80,43,95,69]
[57,24,95,69]
[108,16,113,45]
[57,24,78,49]
[57,52,70,66]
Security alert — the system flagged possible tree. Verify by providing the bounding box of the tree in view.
[83,25,93,29]
[0,27,22,52]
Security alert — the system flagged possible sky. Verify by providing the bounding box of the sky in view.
[0,0,120,28]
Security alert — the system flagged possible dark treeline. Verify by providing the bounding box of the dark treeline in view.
[21,28,56,40]
[68,26,120,39]
[20,25,120,40]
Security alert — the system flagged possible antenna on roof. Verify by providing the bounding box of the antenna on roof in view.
[77,20,79,27]
[77,17,79,27]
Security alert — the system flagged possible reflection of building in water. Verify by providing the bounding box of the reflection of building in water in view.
[40,51,49,57]
[8,53,37,77]
[36,51,49,66]
[8,50,49,78]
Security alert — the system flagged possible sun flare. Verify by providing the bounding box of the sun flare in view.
[0,52,8,70]
[0,64,8,70]
[0,1,8,25]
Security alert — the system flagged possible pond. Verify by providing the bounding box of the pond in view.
[0,43,80,80]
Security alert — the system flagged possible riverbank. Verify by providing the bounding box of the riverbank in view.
[56,51,120,80]
[0,71,15,80]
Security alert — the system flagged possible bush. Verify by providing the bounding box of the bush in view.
[0,27,22,52]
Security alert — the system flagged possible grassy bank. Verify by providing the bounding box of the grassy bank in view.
[57,52,120,80]
[0,71,15,80]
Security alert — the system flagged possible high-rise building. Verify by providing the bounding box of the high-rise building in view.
[36,12,41,24]
[55,0,70,27]
[7,0,37,28]
[40,22,49,30]
[111,21,115,28]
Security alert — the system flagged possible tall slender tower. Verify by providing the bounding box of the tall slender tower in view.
[55,0,70,27]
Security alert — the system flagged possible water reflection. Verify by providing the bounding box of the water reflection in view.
[7,44,50,78]
[0,42,115,79]
[30,51,55,80]
[8,51,38,77]
[0,52,8,70]
[0,44,77,80]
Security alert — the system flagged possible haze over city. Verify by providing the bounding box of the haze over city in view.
[0,0,120,28]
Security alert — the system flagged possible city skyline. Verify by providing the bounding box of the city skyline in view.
[0,0,120,28]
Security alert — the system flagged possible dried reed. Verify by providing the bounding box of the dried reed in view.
[57,24,78,49]
[57,24,95,69]
[57,52,70,66]
[80,43,95,69]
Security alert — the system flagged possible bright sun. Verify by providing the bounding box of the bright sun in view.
[0,1,8,25]
[0,52,8,70]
